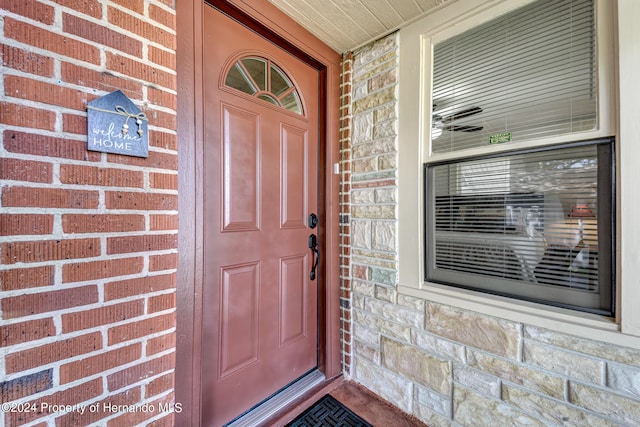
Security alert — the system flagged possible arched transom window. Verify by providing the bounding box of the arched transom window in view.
[224,56,303,115]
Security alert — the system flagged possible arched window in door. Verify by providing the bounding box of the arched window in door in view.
[224,56,304,115]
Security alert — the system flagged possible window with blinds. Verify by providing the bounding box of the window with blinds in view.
[425,139,614,314]
[431,0,596,154]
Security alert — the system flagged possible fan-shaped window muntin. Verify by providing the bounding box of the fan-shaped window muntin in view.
[224,56,303,115]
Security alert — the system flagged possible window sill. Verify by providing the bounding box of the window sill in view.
[398,282,640,350]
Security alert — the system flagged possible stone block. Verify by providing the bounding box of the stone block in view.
[452,363,501,397]
[503,384,614,427]
[425,302,521,359]
[374,104,396,123]
[352,112,373,143]
[415,383,451,418]
[369,266,396,286]
[373,120,397,139]
[453,385,546,427]
[354,356,413,413]
[353,310,411,342]
[467,349,565,400]
[371,221,396,252]
[374,187,396,203]
[353,80,368,101]
[351,188,375,204]
[378,153,397,171]
[413,405,452,427]
[351,219,371,249]
[352,157,378,174]
[351,278,376,297]
[607,363,640,398]
[352,87,396,114]
[569,382,640,425]
[523,340,603,384]
[525,325,640,368]
[369,68,397,92]
[381,337,451,394]
[374,284,395,303]
[352,137,395,157]
[352,205,396,220]
[353,323,380,347]
[397,294,425,311]
[366,298,423,328]
[353,340,381,364]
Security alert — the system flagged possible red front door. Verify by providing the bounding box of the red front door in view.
[201,5,319,425]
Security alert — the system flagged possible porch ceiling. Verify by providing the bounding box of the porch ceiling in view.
[268,0,452,53]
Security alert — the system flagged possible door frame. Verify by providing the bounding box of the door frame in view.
[176,1,343,425]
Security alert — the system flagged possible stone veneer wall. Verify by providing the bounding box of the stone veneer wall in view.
[344,32,640,426]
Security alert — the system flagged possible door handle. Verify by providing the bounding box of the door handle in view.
[308,233,319,280]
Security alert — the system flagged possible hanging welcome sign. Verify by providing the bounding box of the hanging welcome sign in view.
[87,90,149,158]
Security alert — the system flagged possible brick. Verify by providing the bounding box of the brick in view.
[147,85,177,110]
[2,186,99,209]
[150,172,177,190]
[62,113,87,135]
[0,102,55,130]
[106,191,178,210]
[108,7,175,50]
[55,387,140,427]
[148,46,176,73]
[146,372,174,397]
[63,214,145,234]
[63,13,141,57]
[149,131,177,151]
[146,332,176,356]
[59,164,144,187]
[5,75,91,111]
[149,253,177,272]
[109,149,178,170]
[52,0,102,18]
[1,44,54,77]
[5,332,102,374]
[143,108,177,131]
[108,313,175,345]
[61,62,143,100]
[107,393,173,427]
[107,352,175,391]
[3,131,101,161]
[105,274,175,301]
[0,265,54,291]
[4,17,100,65]
[0,0,54,24]
[150,215,178,231]
[62,257,144,283]
[106,52,176,89]
[148,293,175,313]
[0,370,52,404]
[0,318,55,347]
[0,158,52,183]
[110,0,143,14]
[1,238,100,264]
[60,343,141,383]
[2,286,99,320]
[107,233,177,254]
[4,378,102,426]
[62,300,145,332]
[0,214,53,236]
[150,4,176,30]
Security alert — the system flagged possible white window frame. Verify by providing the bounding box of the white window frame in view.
[398,0,640,344]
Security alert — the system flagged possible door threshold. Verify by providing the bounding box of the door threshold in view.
[226,370,326,427]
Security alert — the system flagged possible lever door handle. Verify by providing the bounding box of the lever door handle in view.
[308,233,319,280]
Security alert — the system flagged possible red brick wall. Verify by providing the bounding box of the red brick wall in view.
[0,1,178,425]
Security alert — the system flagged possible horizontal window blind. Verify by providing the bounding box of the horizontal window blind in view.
[425,140,613,314]
[431,0,596,154]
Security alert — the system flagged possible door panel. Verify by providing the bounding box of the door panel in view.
[222,104,260,232]
[202,4,319,426]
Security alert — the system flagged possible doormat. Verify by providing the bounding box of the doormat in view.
[286,394,373,427]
